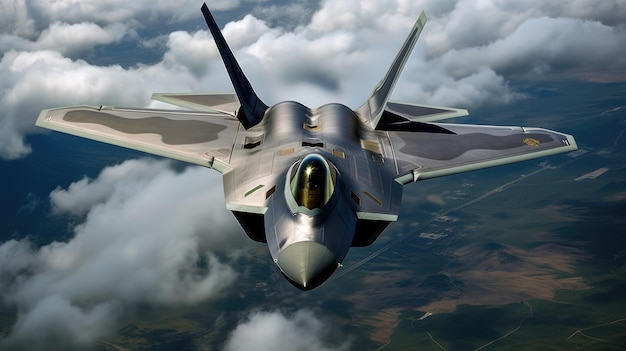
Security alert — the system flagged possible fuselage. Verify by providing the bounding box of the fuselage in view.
[225,101,404,289]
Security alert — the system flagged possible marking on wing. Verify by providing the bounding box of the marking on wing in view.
[523,137,540,147]
[64,110,227,145]
[397,132,553,160]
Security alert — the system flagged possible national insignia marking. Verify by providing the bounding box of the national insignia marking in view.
[523,137,540,147]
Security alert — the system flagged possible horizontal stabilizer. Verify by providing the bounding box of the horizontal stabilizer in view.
[152,93,240,115]
[385,101,468,122]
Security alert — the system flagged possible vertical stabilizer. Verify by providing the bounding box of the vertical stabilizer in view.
[201,3,268,129]
[355,12,427,129]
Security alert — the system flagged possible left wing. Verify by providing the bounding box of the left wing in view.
[36,106,240,173]
[390,122,578,184]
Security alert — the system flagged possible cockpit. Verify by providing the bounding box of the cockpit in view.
[289,154,336,210]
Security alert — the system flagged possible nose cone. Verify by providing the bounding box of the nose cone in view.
[277,241,337,290]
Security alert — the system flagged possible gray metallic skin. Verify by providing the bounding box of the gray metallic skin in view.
[36,3,578,290]
[266,105,388,288]
[226,101,404,289]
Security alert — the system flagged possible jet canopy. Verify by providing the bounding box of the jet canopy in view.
[289,154,336,210]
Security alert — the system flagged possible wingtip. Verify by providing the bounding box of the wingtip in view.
[419,11,428,24]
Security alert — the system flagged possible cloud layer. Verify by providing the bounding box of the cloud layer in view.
[1,0,626,159]
[224,310,349,351]
[1,0,626,348]
[0,159,247,350]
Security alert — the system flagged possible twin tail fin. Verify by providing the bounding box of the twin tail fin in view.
[201,3,267,129]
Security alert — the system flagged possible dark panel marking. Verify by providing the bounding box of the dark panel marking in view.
[243,135,263,149]
[397,132,555,160]
[64,110,227,145]
[244,140,261,149]
[351,191,361,206]
[386,101,453,117]
[232,211,266,243]
[352,219,390,247]
[377,110,456,134]
[302,141,324,148]
[265,185,276,199]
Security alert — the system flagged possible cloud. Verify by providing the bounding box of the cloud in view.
[422,0,626,55]
[432,16,626,80]
[1,0,625,347]
[0,22,126,56]
[251,1,320,30]
[50,158,170,216]
[0,159,248,350]
[0,0,36,38]
[37,22,127,56]
[0,0,624,155]
[0,48,199,159]
[163,14,275,77]
[25,0,239,28]
[3,296,119,351]
[224,310,350,351]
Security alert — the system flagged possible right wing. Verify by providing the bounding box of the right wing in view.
[389,122,577,184]
[36,106,240,173]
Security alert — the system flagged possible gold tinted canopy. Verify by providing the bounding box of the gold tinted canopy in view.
[290,155,336,210]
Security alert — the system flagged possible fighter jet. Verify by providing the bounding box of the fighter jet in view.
[36,3,577,290]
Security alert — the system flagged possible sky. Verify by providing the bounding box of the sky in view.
[1,0,625,350]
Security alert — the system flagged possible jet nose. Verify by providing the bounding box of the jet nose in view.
[277,241,337,290]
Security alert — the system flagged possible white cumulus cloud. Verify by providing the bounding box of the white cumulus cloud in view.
[1,0,626,348]
[0,159,249,350]
[224,310,350,351]
[2,0,626,159]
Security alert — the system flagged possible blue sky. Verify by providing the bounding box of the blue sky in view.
[1,0,626,350]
